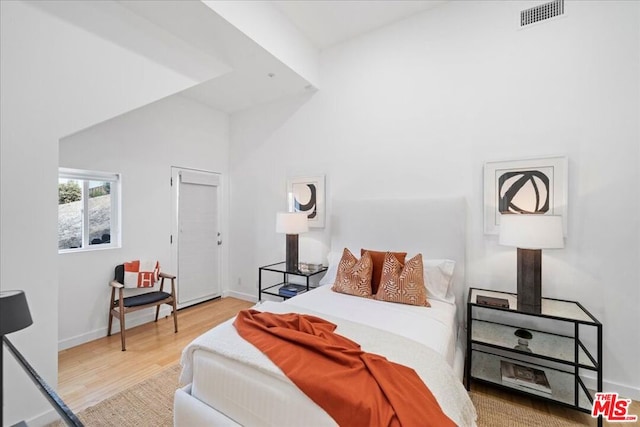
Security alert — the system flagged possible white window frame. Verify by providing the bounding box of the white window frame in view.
[58,167,121,253]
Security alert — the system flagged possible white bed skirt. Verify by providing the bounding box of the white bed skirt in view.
[174,384,240,427]
[176,300,474,426]
[174,338,469,427]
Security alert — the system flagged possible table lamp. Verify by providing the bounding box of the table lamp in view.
[499,214,564,313]
[276,212,309,271]
[1,290,83,426]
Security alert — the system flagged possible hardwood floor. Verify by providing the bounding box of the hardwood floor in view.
[59,297,639,425]
[57,296,254,412]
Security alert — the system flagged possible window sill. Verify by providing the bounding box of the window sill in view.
[58,244,121,254]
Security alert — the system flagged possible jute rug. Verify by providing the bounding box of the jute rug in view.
[51,365,181,427]
[470,391,583,427]
[55,364,587,426]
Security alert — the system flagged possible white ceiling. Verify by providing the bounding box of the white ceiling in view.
[273,0,447,49]
[39,1,448,115]
[146,0,447,111]
[118,0,311,113]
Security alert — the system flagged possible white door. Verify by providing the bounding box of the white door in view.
[171,167,221,307]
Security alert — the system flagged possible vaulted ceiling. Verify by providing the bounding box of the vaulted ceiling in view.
[273,0,446,49]
[28,1,445,117]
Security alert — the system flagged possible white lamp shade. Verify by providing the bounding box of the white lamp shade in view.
[499,214,564,249]
[276,212,309,234]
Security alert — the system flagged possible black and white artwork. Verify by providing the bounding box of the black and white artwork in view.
[287,175,325,228]
[484,156,567,235]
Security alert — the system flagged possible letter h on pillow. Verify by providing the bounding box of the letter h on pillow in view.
[123,260,160,288]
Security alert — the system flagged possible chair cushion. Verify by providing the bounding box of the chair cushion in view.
[122,291,171,308]
[115,264,125,285]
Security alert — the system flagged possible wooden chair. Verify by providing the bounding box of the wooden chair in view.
[107,264,178,351]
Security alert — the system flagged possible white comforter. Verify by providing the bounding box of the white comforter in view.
[180,300,477,426]
[283,285,458,365]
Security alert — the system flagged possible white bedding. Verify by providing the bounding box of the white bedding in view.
[283,285,458,366]
[176,197,473,426]
[180,292,476,426]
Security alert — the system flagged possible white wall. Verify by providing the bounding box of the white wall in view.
[0,1,223,424]
[229,0,639,398]
[58,95,229,349]
[203,0,320,88]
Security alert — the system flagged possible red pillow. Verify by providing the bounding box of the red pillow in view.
[361,249,407,294]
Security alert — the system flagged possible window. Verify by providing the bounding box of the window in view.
[58,168,120,252]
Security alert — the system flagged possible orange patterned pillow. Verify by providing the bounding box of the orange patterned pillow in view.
[375,252,430,307]
[361,249,407,295]
[331,248,373,297]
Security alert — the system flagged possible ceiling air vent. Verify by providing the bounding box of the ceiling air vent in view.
[521,0,564,27]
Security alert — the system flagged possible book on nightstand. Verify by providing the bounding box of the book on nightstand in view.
[278,284,307,297]
[500,360,551,394]
[278,289,298,297]
[477,295,510,308]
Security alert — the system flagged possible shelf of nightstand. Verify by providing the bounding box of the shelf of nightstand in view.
[261,282,316,299]
[471,351,593,411]
[258,262,327,301]
[471,320,596,369]
[469,289,597,323]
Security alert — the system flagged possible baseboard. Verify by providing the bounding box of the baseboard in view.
[223,289,257,303]
[544,371,638,401]
[612,382,640,401]
[59,291,255,350]
[594,377,640,401]
[58,306,174,351]
[23,408,59,427]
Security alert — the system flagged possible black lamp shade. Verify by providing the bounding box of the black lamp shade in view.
[0,290,33,335]
[0,290,82,425]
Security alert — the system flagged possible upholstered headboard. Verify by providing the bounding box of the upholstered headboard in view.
[328,198,467,320]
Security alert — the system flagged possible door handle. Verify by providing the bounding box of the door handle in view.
[217,232,222,246]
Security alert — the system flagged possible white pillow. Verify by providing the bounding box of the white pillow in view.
[318,251,342,286]
[320,251,455,302]
[422,259,456,304]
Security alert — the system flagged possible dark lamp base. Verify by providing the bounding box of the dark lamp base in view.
[285,234,299,272]
[517,248,542,314]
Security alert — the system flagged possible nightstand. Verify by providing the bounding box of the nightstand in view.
[258,262,327,301]
[465,287,602,426]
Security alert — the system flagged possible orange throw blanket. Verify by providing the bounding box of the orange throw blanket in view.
[234,309,455,427]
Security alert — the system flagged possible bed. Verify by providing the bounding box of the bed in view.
[174,198,477,426]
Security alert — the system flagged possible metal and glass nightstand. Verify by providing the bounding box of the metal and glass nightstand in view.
[258,262,327,301]
[465,287,603,426]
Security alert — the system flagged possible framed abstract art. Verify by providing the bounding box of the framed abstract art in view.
[484,156,568,235]
[287,175,325,228]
